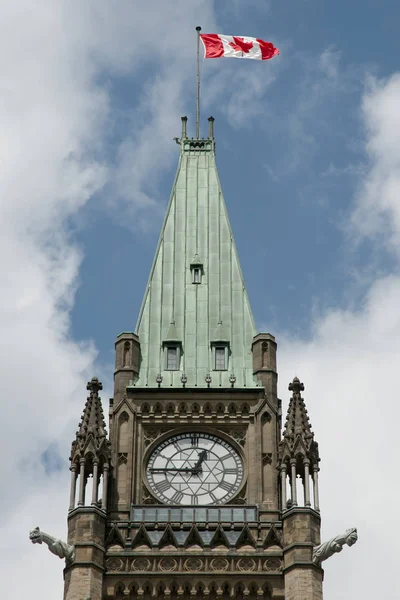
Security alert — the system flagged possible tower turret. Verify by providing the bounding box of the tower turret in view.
[64,377,112,600]
[279,378,322,600]
[278,377,320,510]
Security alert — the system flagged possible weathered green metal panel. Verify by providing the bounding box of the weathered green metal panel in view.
[135,134,258,388]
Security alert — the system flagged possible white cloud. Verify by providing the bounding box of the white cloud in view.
[203,63,277,129]
[1,1,399,599]
[0,1,217,598]
[351,73,400,254]
[278,73,400,599]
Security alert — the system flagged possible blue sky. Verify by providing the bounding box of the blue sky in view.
[1,1,400,598]
[70,0,399,358]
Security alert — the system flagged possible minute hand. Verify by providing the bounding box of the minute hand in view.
[149,468,194,473]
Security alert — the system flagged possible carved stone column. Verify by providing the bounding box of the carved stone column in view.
[304,458,311,507]
[290,458,297,506]
[102,463,109,511]
[91,459,99,506]
[77,458,86,506]
[69,463,77,511]
[313,464,320,512]
[280,464,287,510]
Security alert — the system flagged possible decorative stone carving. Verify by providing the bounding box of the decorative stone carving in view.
[228,427,247,447]
[210,557,229,571]
[158,557,178,571]
[237,557,256,571]
[313,527,358,566]
[228,486,247,505]
[131,557,151,571]
[262,452,272,465]
[263,558,283,572]
[142,490,157,504]
[184,557,203,571]
[106,557,124,571]
[143,428,162,447]
[29,527,75,565]
[117,452,128,465]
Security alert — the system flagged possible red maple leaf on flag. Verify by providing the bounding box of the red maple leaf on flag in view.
[229,37,253,54]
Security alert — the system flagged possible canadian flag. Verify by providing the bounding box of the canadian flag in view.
[200,34,279,61]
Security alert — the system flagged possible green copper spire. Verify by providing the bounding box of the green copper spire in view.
[135,118,258,388]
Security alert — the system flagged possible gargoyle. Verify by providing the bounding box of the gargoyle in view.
[29,526,75,565]
[313,527,358,566]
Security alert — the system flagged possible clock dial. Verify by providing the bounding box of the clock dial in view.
[146,432,243,505]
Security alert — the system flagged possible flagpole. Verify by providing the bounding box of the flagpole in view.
[196,26,201,139]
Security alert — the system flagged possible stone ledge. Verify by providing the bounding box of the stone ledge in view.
[283,541,314,552]
[68,506,107,519]
[282,506,321,520]
[104,571,284,577]
[283,561,323,575]
[74,540,105,552]
[64,561,105,574]
[105,551,284,557]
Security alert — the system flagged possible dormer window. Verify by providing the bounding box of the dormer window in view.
[163,321,182,371]
[211,321,230,371]
[166,346,179,370]
[215,346,227,370]
[193,267,201,284]
[190,254,203,284]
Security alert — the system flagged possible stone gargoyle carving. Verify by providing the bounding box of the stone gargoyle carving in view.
[29,526,75,565]
[312,527,358,566]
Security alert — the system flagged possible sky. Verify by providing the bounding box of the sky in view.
[0,0,399,598]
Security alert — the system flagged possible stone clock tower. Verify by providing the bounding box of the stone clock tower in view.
[30,117,357,598]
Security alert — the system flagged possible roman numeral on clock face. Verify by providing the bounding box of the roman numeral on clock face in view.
[156,479,170,493]
[219,453,232,461]
[220,480,234,492]
[171,491,184,503]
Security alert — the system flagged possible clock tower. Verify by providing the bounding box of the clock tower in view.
[63,117,325,600]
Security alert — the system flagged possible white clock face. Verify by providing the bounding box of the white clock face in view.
[146,432,243,505]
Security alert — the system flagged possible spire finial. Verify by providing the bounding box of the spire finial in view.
[288,376,304,394]
[87,376,103,393]
[181,116,188,139]
[208,116,215,138]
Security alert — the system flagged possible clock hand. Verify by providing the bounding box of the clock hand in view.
[150,451,208,475]
[149,467,194,473]
[191,450,208,475]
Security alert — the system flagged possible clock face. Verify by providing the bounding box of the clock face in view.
[146,432,244,505]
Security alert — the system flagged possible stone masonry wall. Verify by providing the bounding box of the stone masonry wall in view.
[284,568,323,600]
[64,566,103,600]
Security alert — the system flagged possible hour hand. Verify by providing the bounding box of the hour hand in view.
[191,450,208,473]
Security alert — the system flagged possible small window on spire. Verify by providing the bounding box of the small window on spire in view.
[211,323,230,371]
[162,322,182,371]
[190,255,203,284]
[215,346,226,370]
[166,346,179,370]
